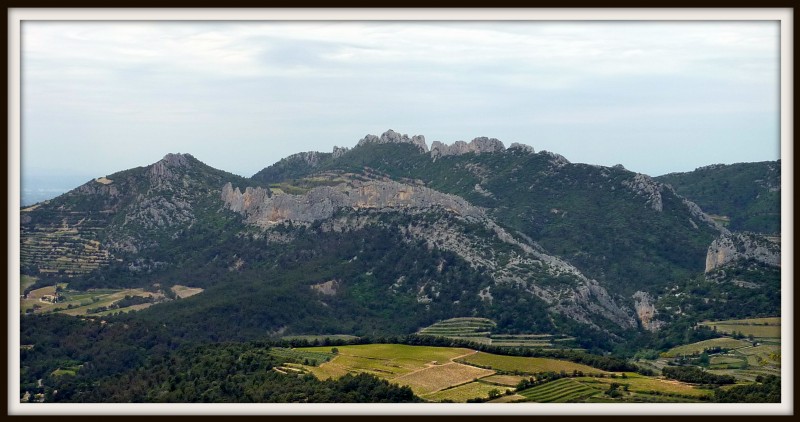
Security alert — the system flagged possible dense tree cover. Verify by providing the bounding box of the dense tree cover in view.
[655,161,780,234]
[51,342,419,403]
[655,261,780,323]
[662,366,735,385]
[283,142,721,296]
[714,375,780,403]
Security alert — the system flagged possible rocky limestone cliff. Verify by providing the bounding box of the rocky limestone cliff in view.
[430,137,506,159]
[509,142,535,154]
[632,291,664,331]
[622,173,664,212]
[221,179,485,226]
[357,129,429,152]
[705,232,781,272]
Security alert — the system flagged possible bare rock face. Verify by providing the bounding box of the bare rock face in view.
[356,129,429,152]
[632,291,664,331]
[705,232,781,272]
[332,146,349,158]
[622,173,664,212]
[149,153,194,182]
[221,179,484,226]
[509,142,535,154]
[430,137,505,159]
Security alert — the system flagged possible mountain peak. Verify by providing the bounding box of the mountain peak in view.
[149,153,196,181]
[159,153,195,167]
[430,136,505,159]
[357,129,429,152]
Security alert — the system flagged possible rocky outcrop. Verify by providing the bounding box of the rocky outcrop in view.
[356,129,429,152]
[149,153,194,183]
[509,142,535,154]
[221,179,485,226]
[632,291,664,331]
[705,232,781,272]
[430,137,505,159]
[332,146,349,158]
[286,151,325,168]
[622,173,664,212]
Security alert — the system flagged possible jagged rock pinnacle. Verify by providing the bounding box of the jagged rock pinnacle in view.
[356,129,429,152]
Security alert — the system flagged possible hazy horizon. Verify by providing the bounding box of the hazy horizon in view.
[20,19,781,204]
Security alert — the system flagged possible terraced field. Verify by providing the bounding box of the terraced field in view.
[517,378,600,403]
[417,318,577,349]
[417,317,495,344]
[20,212,113,277]
[699,317,781,339]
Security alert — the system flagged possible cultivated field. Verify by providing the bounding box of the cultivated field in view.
[581,373,713,398]
[417,317,577,349]
[481,374,528,387]
[392,362,495,395]
[296,344,476,382]
[699,317,781,339]
[662,337,753,358]
[423,382,506,402]
[517,378,600,403]
[20,284,162,316]
[458,351,605,375]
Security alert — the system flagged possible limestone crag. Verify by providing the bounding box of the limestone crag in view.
[430,137,505,159]
[221,179,485,226]
[705,232,781,272]
[149,153,194,183]
[332,146,349,158]
[632,291,664,332]
[509,142,535,154]
[554,280,638,331]
[622,173,664,212]
[356,129,429,152]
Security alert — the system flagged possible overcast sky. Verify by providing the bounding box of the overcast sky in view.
[21,20,780,188]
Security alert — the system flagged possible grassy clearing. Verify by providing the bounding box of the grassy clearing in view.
[662,337,753,357]
[423,382,505,403]
[702,317,780,326]
[20,275,38,292]
[392,363,495,395]
[517,378,600,403]
[171,285,204,299]
[459,351,605,375]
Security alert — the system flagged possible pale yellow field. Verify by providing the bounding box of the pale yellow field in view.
[392,362,495,395]
[423,382,506,402]
[171,285,204,299]
[459,351,606,375]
